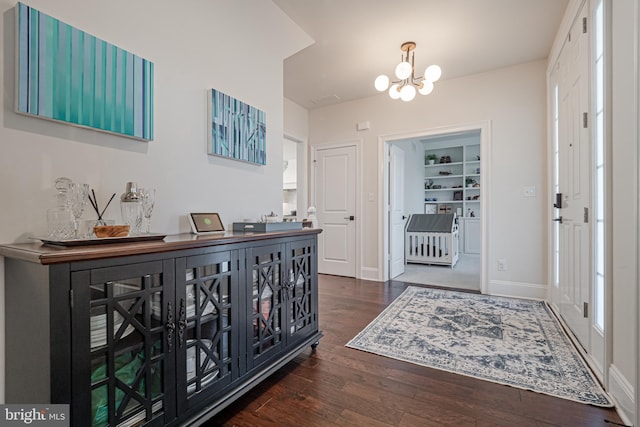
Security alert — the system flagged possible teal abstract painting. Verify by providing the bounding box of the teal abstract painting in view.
[15,2,154,141]
[208,89,266,165]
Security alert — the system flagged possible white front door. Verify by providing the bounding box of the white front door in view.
[556,4,591,349]
[315,145,357,277]
[389,145,406,278]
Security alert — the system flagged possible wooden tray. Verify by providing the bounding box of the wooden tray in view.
[35,233,167,247]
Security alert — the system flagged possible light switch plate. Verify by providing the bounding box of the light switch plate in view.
[523,186,536,197]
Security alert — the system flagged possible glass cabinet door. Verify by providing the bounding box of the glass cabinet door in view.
[176,250,238,412]
[246,243,285,369]
[71,260,175,427]
[285,239,318,345]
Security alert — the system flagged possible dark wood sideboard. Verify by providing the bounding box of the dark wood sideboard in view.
[0,229,322,427]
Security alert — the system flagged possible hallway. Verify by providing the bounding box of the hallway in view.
[212,275,623,426]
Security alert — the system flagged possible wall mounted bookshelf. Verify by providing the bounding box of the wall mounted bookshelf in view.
[424,144,480,218]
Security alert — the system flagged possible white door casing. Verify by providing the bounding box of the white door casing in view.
[315,145,357,277]
[379,121,491,293]
[389,145,406,278]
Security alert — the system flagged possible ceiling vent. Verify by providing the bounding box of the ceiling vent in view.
[310,94,341,106]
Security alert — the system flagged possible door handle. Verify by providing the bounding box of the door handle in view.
[402,215,408,220]
[344,216,355,221]
[178,298,187,348]
[553,216,563,224]
[166,301,175,353]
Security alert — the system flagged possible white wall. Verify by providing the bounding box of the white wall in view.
[0,0,312,401]
[309,60,548,294]
[609,0,638,421]
[284,98,309,142]
[0,0,312,241]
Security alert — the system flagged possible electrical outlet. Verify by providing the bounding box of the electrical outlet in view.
[497,259,507,271]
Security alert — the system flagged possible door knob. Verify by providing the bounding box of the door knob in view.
[553,216,563,224]
[402,215,408,220]
[344,215,355,221]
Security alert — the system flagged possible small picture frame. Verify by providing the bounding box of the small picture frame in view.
[453,190,463,201]
[424,203,437,214]
[188,213,225,235]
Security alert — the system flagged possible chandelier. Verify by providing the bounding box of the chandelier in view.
[374,41,442,102]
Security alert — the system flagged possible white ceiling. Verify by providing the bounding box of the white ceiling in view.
[273,0,569,110]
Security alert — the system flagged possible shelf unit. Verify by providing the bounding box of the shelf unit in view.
[424,144,480,218]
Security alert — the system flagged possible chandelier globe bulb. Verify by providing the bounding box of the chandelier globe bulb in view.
[419,81,434,95]
[424,64,442,83]
[374,75,390,91]
[388,84,402,100]
[400,85,416,102]
[395,61,412,80]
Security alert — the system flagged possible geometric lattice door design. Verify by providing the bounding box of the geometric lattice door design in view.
[286,239,317,343]
[72,260,173,427]
[247,244,285,368]
[61,236,320,426]
[177,250,237,412]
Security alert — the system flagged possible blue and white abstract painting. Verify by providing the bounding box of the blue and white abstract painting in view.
[15,2,154,141]
[208,89,266,165]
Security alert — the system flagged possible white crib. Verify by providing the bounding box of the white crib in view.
[405,214,459,267]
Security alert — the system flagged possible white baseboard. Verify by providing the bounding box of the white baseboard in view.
[488,280,546,300]
[360,267,380,281]
[608,364,635,425]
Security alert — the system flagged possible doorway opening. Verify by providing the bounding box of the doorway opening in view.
[379,121,491,293]
[282,134,308,222]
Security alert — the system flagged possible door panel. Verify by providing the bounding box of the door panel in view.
[322,224,349,261]
[286,238,318,345]
[557,5,590,351]
[72,260,175,427]
[315,145,356,277]
[246,243,285,369]
[464,219,481,254]
[176,250,239,414]
[389,145,406,278]
[323,155,349,209]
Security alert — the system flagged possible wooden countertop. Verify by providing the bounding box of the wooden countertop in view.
[0,228,322,265]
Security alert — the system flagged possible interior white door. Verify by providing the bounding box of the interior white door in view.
[389,145,405,278]
[315,145,356,277]
[557,5,591,349]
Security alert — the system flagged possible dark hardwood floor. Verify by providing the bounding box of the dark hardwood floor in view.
[206,275,624,427]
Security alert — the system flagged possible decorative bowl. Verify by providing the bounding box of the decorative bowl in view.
[93,224,130,238]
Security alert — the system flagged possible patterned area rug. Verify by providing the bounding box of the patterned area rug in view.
[346,286,612,406]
